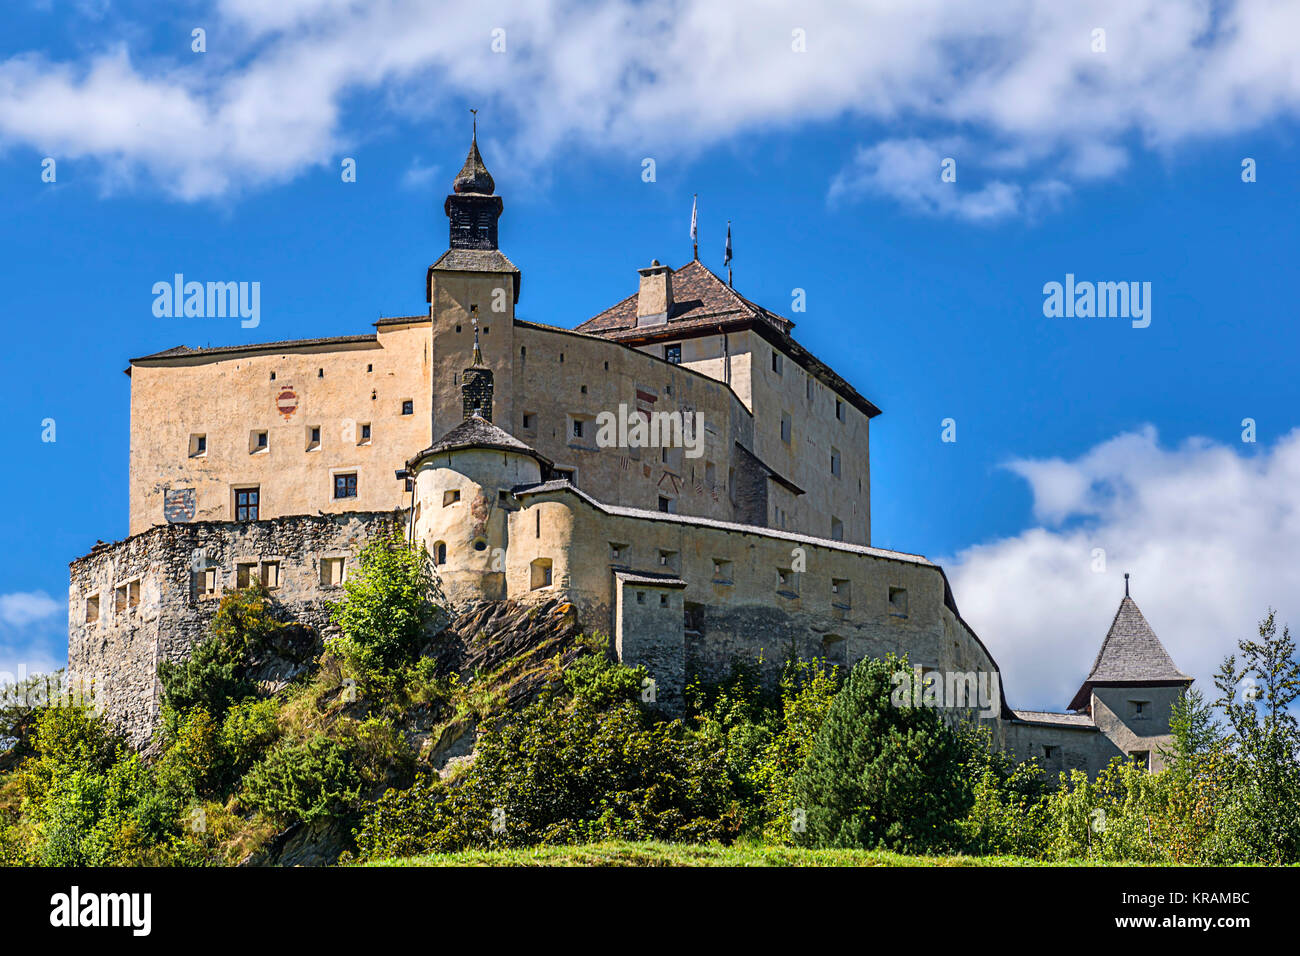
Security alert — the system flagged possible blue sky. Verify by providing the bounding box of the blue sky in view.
[2,0,1299,709]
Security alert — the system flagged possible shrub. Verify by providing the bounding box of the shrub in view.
[242,734,362,825]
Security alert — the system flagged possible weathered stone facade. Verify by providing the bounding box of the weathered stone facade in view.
[68,512,401,745]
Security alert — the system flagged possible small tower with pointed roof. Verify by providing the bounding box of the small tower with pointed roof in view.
[1068,577,1193,772]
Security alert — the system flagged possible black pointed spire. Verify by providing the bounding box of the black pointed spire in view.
[445,110,503,250]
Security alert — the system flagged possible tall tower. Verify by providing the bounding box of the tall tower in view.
[427,116,521,445]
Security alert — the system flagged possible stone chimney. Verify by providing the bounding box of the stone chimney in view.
[636,260,673,328]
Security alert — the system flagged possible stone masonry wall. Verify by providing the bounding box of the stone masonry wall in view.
[68,511,403,746]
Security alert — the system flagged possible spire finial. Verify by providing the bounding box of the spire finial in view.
[471,107,477,140]
[470,306,483,365]
[1124,572,1130,597]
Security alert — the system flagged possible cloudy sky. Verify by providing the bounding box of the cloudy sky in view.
[2,0,1298,709]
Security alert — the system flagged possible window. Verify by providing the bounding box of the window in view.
[831,516,844,541]
[658,549,678,571]
[85,594,99,624]
[836,399,845,422]
[1043,745,1061,763]
[498,489,512,506]
[553,467,576,486]
[306,426,321,451]
[712,559,732,582]
[236,562,258,588]
[114,584,128,615]
[659,593,668,606]
[1130,700,1149,720]
[771,350,783,375]
[1129,750,1151,771]
[830,447,841,477]
[433,542,447,565]
[443,489,461,507]
[610,542,628,561]
[530,558,553,590]
[777,568,797,595]
[636,591,646,605]
[250,430,268,453]
[196,568,218,598]
[821,635,846,665]
[320,557,346,587]
[401,399,414,415]
[128,580,140,608]
[806,377,814,401]
[780,413,791,444]
[571,418,584,439]
[359,423,371,445]
[888,586,909,617]
[685,602,705,634]
[334,473,358,499]
[522,412,536,430]
[189,434,207,457]
[260,561,280,590]
[235,487,260,521]
[658,496,673,513]
[831,578,851,607]
[664,344,681,364]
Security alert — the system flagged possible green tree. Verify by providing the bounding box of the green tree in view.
[791,654,970,852]
[328,536,438,678]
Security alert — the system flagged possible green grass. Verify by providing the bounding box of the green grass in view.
[364,840,1104,867]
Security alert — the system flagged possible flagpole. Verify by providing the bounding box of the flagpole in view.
[691,193,698,261]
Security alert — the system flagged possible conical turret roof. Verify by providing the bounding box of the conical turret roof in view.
[1067,593,1191,711]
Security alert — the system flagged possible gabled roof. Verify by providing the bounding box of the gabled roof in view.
[575,259,881,419]
[129,334,379,364]
[1068,595,1192,711]
[407,414,551,470]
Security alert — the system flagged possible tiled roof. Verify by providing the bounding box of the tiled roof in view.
[577,259,792,337]
[574,259,881,419]
[613,569,688,588]
[429,248,519,274]
[408,414,551,469]
[1067,596,1192,710]
[1012,710,1096,728]
[130,334,378,363]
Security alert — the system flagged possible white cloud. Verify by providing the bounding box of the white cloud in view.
[946,427,1300,712]
[0,591,61,627]
[0,1,1297,203]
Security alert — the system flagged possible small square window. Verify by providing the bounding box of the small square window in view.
[1131,700,1149,720]
[189,434,207,457]
[306,426,322,451]
[636,591,646,605]
[261,561,280,590]
[401,399,414,416]
[320,557,346,587]
[659,593,668,606]
[889,586,909,617]
[665,344,681,364]
[530,558,553,590]
[236,562,257,589]
[658,550,678,571]
[658,496,673,513]
[196,568,218,599]
[1129,750,1151,771]
[85,594,99,624]
[712,559,732,582]
[610,542,628,561]
[443,489,461,507]
[359,423,371,444]
[832,578,851,607]
[251,430,268,453]
[334,473,358,499]
[831,517,844,541]
[522,413,536,430]
[572,419,583,438]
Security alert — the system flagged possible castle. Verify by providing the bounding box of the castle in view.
[67,130,1193,775]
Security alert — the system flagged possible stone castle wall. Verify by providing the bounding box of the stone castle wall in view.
[68,512,402,746]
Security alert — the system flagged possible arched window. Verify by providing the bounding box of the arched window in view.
[434,541,447,565]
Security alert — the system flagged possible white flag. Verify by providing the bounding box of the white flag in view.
[690,194,698,243]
